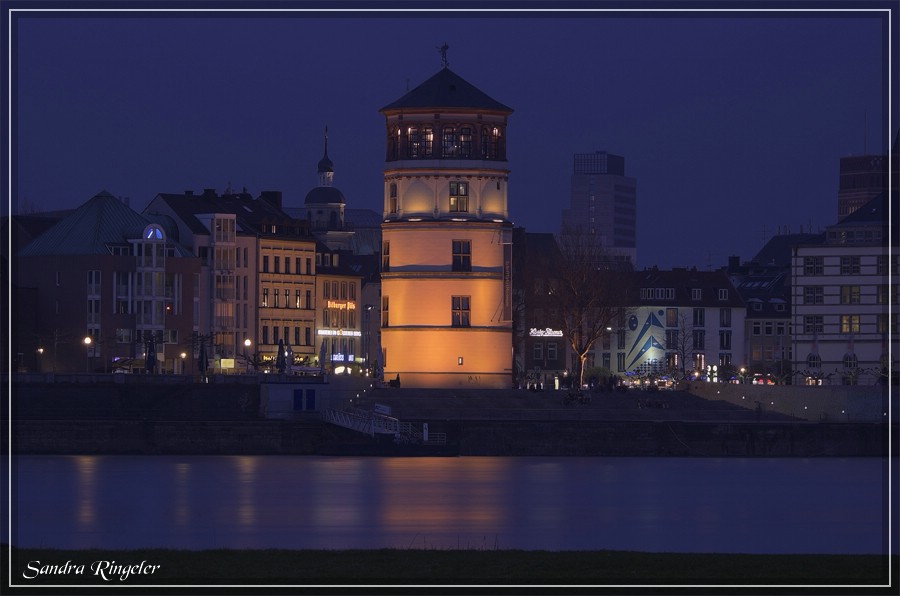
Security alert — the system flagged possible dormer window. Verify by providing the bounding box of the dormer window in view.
[718,289,729,301]
[143,224,165,240]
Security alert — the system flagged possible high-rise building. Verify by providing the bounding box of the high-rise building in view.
[379,65,514,388]
[561,151,637,266]
[837,153,887,221]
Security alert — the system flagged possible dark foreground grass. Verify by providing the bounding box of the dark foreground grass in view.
[4,545,896,587]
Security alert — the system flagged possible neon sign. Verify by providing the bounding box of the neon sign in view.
[326,300,356,310]
[317,329,362,337]
[529,327,563,337]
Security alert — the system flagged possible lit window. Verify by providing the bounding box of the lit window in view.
[840,285,861,304]
[840,315,860,334]
[449,182,469,212]
[442,126,457,157]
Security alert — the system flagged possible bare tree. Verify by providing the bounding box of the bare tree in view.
[547,227,633,391]
[669,313,694,382]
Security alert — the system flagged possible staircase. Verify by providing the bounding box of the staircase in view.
[321,407,446,445]
[321,407,401,438]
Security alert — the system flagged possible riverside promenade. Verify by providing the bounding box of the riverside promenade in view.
[5,376,894,457]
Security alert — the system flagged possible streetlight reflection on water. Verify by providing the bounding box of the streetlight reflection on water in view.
[13,456,887,553]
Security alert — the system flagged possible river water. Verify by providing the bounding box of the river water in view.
[8,455,893,554]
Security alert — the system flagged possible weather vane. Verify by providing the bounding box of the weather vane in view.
[437,42,449,68]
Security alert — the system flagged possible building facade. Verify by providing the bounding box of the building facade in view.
[379,66,514,388]
[511,230,569,389]
[145,188,318,373]
[791,192,898,385]
[561,151,637,267]
[608,269,746,382]
[17,191,199,374]
[837,153,887,221]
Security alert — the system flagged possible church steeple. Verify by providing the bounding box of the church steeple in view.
[317,126,334,187]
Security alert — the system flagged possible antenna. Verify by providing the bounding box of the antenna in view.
[864,110,868,154]
[436,42,449,69]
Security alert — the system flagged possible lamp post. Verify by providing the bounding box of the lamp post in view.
[180,352,187,375]
[83,336,92,373]
[243,338,252,373]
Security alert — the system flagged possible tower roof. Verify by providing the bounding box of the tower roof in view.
[304,186,346,205]
[380,67,513,114]
[317,127,333,173]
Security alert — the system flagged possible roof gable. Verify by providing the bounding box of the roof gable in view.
[380,67,512,113]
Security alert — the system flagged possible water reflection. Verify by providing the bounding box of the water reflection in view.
[173,462,191,527]
[74,455,97,528]
[11,455,890,554]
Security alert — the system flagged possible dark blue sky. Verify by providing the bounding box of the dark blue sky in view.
[11,5,895,269]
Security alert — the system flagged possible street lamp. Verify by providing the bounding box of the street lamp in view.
[180,352,187,375]
[243,338,253,373]
[83,336,92,373]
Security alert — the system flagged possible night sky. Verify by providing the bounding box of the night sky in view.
[11,5,895,269]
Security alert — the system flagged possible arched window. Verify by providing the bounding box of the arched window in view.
[388,127,399,160]
[421,126,433,157]
[406,126,419,158]
[806,353,821,369]
[459,126,472,157]
[843,353,858,369]
[389,183,398,214]
[481,126,501,159]
[442,126,457,157]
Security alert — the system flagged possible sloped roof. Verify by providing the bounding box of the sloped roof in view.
[152,191,292,236]
[751,233,824,268]
[632,269,746,308]
[345,208,382,229]
[20,191,152,256]
[829,191,894,228]
[380,67,513,113]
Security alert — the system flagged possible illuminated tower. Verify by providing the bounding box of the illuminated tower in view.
[379,58,514,388]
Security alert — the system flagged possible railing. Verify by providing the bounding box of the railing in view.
[321,408,401,438]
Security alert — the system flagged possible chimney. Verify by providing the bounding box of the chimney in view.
[185,190,194,196]
[728,255,740,272]
[203,188,217,199]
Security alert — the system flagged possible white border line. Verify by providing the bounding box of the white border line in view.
[5,2,896,591]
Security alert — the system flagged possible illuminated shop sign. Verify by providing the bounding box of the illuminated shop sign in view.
[326,300,356,310]
[331,353,356,362]
[529,328,563,337]
[317,329,362,337]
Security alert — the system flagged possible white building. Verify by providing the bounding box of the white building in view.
[791,192,897,385]
[606,269,746,382]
